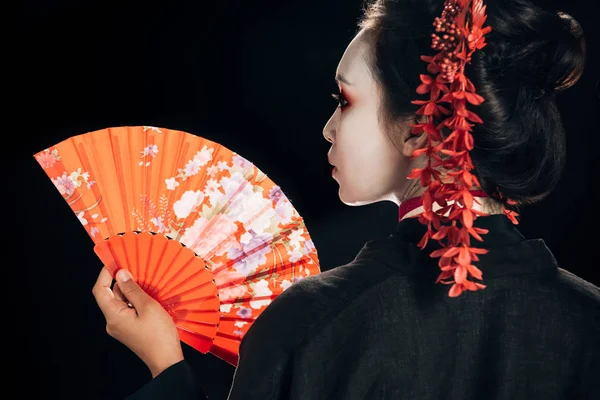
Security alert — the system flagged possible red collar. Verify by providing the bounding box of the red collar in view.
[398,190,488,221]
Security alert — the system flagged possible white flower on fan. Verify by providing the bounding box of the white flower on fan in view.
[205,165,218,177]
[204,178,219,192]
[238,191,279,233]
[69,168,89,187]
[184,159,202,177]
[287,248,304,263]
[141,144,159,158]
[77,211,88,226]
[240,231,253,245]
[150,216,167,233]
[90,227,100,237]
[165,177,179,191]
[217,161,229,171]
[173,190,204,219]
[180,214,238,258]
[275,197,294,224]
[249,279,272,309]
[220,304,233,313]
[143,126,162,133]
[220,172,249,196]
[288,228,306,248]
[52,172,76,196]
[234,321,248,328]
[193,146,214,167]
[280,279,293,291]
[207,172,248,210]
[232,154,253,170]
[228,230,273,276]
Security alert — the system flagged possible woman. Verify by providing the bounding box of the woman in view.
[92,0,599,398]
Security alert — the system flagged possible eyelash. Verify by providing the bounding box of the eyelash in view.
[331,90,349,109]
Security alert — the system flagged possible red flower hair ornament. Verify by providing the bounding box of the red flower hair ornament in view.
[406,0,520,297]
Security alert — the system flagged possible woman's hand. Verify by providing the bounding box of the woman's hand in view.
[92,267,184,378]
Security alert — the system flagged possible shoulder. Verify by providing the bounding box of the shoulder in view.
[553,268,600,312]
[523,267,600,338]
[239,257,399,353]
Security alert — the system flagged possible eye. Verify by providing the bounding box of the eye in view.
[331,90,349,109]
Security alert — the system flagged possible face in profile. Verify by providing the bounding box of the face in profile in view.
[323,29,425,207]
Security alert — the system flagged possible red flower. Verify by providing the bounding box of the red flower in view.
[408,0,517,298]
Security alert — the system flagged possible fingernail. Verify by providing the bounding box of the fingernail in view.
[117,269,132,282]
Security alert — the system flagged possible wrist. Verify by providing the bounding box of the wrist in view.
[149,353,185,378]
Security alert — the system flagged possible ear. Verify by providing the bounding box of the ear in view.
[401,115,428,157]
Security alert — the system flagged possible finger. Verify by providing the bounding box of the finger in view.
[112,282,134,308]
[92,267,118,317]
[115,269,152,311]
[112,281,125,302]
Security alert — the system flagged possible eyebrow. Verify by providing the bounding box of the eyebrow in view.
[335,74,352,86]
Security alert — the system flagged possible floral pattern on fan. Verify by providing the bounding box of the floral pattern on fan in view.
[34,126,321,363]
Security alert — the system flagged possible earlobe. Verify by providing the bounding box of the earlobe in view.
[401,115,428,157]
[402,131,428,157]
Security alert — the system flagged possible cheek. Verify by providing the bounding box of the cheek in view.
[337,117,392,172]
[336,123,407,190]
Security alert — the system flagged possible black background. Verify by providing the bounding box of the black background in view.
[10,1,599,399]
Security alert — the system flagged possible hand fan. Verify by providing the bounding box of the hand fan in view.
[34,125,321,366]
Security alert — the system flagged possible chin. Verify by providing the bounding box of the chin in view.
[337,180,400,207]
[337,187,378,207]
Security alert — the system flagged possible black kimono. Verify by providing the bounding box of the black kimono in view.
[127,214,600,399]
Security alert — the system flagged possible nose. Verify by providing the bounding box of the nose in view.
[322,112,336,143]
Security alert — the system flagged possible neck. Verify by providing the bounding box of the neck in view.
[399,190,503,221]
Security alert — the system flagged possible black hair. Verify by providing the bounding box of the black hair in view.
[358,0,586,207]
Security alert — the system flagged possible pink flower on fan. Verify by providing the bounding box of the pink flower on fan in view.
[214,269,246,286]
[52,172,76,196]
[236,307,252,319]
[304,239,315,253]
[228,231,273,276]
[141,144,159,158]
[275,198,294,224]
[215,270,248,302]
[181,214,238,258]
[35,149,60,168]
[150,216,167,233]
[268,186,284,201]
[218,284,248,303]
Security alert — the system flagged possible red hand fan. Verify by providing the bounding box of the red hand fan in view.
[34,125,321,366]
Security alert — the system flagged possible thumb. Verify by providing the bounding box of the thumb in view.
[115,269,151,310]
